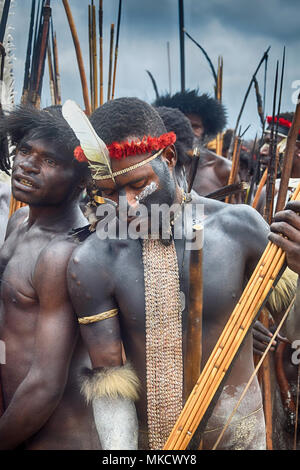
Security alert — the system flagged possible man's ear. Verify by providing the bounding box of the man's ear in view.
[162,145,177,169]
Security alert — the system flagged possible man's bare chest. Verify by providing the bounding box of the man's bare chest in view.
[112,232,247,336]
[0,230,53,308]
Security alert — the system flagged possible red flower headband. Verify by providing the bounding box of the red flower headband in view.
[74,131,177,163]
[266,115,292,128]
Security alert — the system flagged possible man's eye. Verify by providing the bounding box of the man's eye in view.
[46,158,57,167]
[19,147,30,155]
[131,181,147,190]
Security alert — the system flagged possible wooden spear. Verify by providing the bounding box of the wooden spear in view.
[167,41,172,95]
[225,135,241,203]
[111,0,122,100]
[47,42,55,105]
[206,182,249,202]
[215,56,223,156]
[264,61,279,224]
[92,2,98,109]
[62,0,91,115]
[22,0,36,103]
[53,31,61,105]
[34,0,51,108]
[184,29,217,93]
[259,49,285,450]
[107,23,114,101]
[184,225,203,401]
[99,0,103,106]
[88,4,94,111]
[234,46,271,138]
[275,94,300,213]
[252,167,268,209]
[178,0,185,93]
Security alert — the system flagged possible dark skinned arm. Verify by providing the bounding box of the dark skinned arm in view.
[0,240,78,449]
[67,238,138,450]
[268,200,300,341]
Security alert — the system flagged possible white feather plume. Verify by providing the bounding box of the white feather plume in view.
[62,99,113,179]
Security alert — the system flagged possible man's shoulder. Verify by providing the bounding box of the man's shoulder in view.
[5,205,29,238]
[35,236,79,276]
[196,196,268,231]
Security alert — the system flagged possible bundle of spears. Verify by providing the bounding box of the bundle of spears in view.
[62,0,123,116]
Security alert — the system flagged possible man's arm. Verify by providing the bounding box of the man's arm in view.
[0,240,78,449]
[67,239,139,450]
[268,200,300,340]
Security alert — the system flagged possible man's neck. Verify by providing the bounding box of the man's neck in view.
[27,198,82,231]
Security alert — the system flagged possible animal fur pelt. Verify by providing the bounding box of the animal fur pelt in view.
[267,267,297,315]
[80,363,140,403]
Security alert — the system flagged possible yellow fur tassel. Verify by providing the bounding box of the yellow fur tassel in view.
[267,267,297,315]
[80,363,140,403]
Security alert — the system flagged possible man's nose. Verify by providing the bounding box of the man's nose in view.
[122,187,139,208]
[18,155,40,174]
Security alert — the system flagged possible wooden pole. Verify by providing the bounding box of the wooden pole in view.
[53,32,61,105]
[107,23,114,101]
[34,1,51,108]
[99,0,103,106]
[62,0,91,115]
[225,136,241,203]
[88,4,94,111]
[259,307,273,450]
[184,225,203,401]
[215,56,223,156]
[111,0,122,100]
[178,0,185,92]
[167,41,172,95]
[47,43,55,105]
[264,61,279,224]
[275,94,300,213]
[92,3,98,109]
[252,167,268,209]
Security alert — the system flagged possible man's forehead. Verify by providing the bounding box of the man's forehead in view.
[19,136,69,163]
[97,162,155,189]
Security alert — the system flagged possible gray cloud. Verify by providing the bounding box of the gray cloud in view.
[5,0,300,139]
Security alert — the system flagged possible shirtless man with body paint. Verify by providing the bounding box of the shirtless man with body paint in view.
[65,98,300,450]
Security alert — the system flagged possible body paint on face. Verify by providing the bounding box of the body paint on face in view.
[135,182,158,203]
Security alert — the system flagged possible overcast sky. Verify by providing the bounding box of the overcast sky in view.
[5,0,300,139]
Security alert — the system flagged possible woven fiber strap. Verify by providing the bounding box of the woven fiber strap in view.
[90,149,163,181]
[78,308,118,325]
[143,238,183,450]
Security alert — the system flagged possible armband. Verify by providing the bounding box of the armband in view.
[78,308,118,325]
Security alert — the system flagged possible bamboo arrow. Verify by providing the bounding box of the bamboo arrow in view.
[164,181,300,450]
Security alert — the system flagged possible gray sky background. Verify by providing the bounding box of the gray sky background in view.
[5,0,300,139]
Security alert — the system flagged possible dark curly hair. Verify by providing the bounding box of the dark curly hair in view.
[0,104,88,177]
[153,89,227,138]
[155,106,193,166]
[90,97,167,145]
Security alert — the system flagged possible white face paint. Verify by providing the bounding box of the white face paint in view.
[135,182,158,203]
